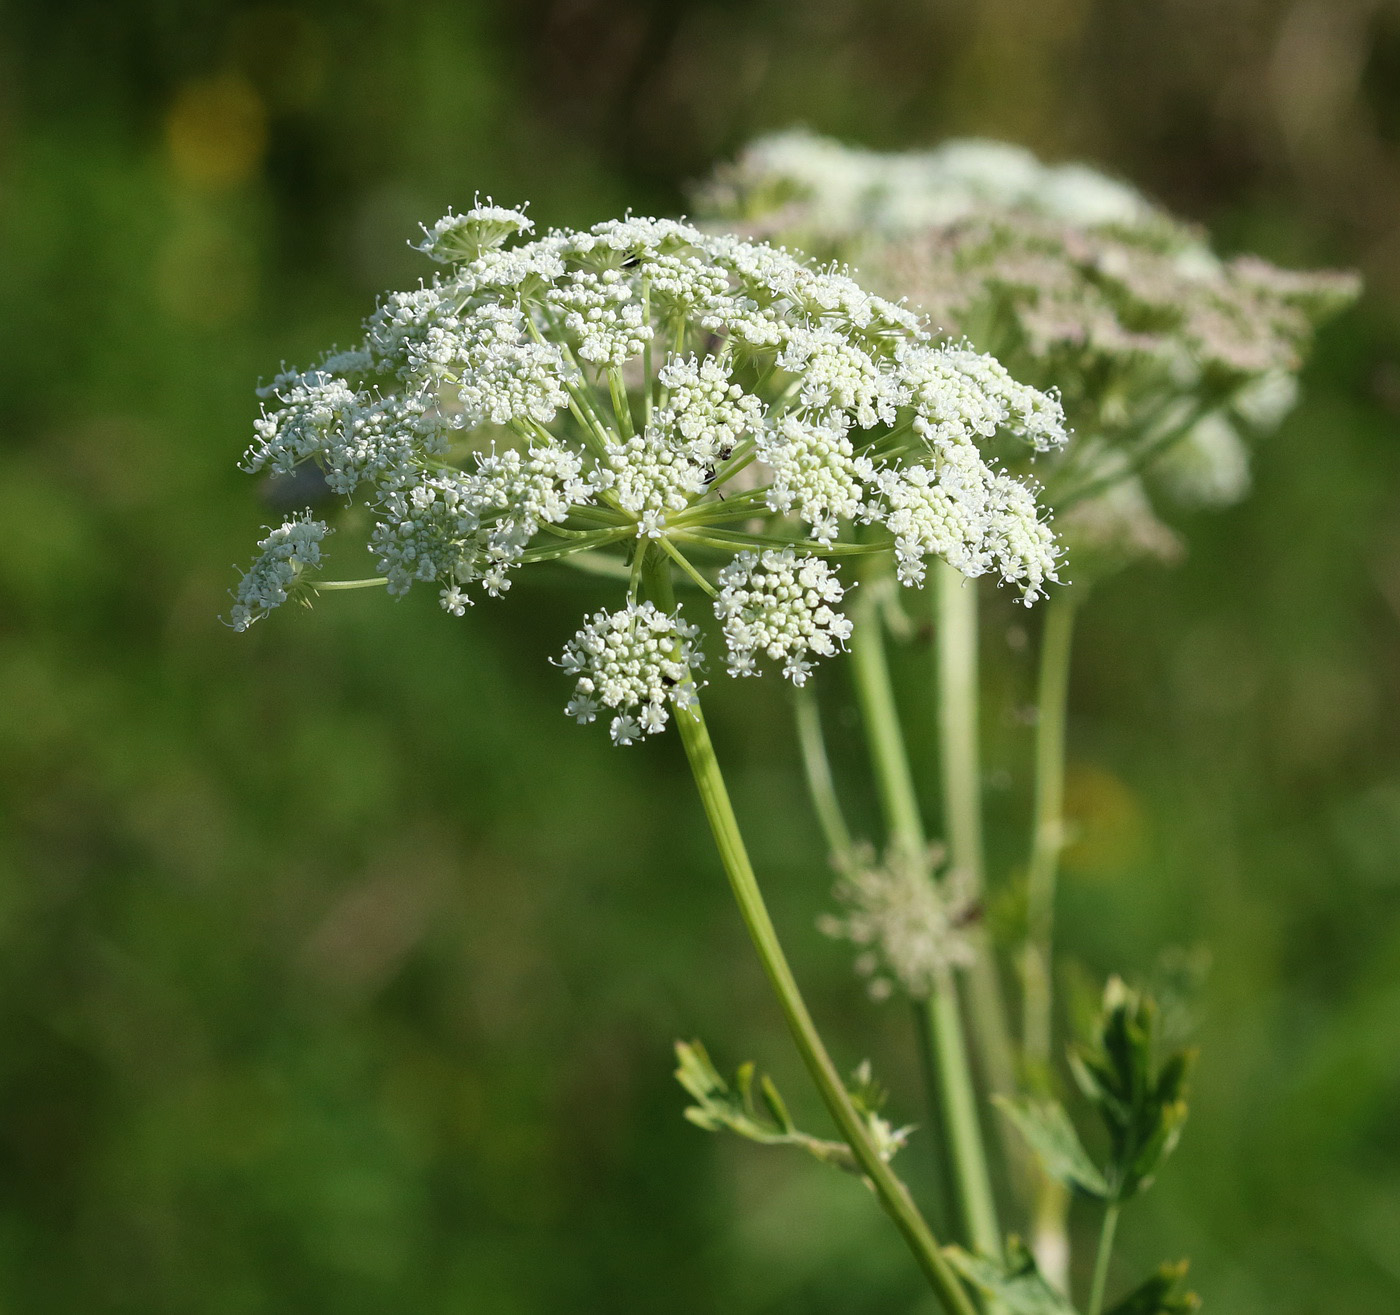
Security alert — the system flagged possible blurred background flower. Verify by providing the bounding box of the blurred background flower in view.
[1,1,1398,1311]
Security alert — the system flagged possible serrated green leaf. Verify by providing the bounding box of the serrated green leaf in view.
[1104,1260,1200,1315]
[994,1096,1110,1199]
[672,1038,907,1175]
[945,1238,1077,1315]
[1071,981,1194,1201]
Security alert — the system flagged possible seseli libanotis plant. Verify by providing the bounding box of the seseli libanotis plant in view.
[700,131,1358,1304]
[229,204,1074,1312]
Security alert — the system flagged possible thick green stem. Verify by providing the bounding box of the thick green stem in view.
[1022,589,1076,1290]
[1087,1202,1120,1315]
[1022,590,1076,1069]
[934,566,1020,1124]
[646,556,976,1313]
[849,593,1001,1259]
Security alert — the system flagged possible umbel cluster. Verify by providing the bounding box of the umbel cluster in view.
[232,206,1067,743]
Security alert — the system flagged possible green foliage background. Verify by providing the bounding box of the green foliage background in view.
[3,2,1399,1310]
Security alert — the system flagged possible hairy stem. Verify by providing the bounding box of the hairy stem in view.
[648,559,976,1314]
[850,591,1001,1259]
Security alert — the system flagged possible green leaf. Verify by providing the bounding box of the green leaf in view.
[993,1096,1110,1199]
[945,1238,1078,1315]
[1104,1261,1200,1315]
[1070,978,1196,1201]
[672,1040,911,1174]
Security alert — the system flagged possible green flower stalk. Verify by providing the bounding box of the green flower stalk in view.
[229,204,1071,1308]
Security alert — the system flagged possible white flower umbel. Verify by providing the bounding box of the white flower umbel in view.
[702,131,1358,567]
[228,514,329,632]
[819,844,979,1001]
[233,210,1068,738]
[715,549,852,684]
[559,603,702,744]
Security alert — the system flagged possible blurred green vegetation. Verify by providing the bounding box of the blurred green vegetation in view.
[2,1,1399,1311]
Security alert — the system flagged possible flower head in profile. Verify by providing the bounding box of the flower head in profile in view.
[701,131,1359,576]
[231,204,1066,739]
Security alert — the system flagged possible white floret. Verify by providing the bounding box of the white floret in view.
[656,354,765,463]
[714,550,852,685]
[592,428,713,538]
[228,514,329,631]
[757,415,873,544]
[416,202,534,263]
[558,603,703,744]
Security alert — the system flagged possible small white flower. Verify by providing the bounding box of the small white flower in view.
[558,603,703,745]
[714,549,852,684]
[228,514,329,631]
[757,415,872,545]
[416,201,534,263]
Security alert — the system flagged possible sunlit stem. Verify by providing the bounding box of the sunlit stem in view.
[673,529,893,557]
[520,527,634,564]
[607,366,636,439]
[670,488,772,527]
[1022,588,1077,1290]
[933,565,1024,1195]
[521,314,616,458]
[707,440,759,493]
[657,536,717,597]
[849,588,1001,1259]
[313,577,389,591]
[643,555,978,1315]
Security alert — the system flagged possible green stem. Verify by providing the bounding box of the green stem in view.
[934,565,1020,1120]
[792,684,855,863]
[1023,589,1076,1078]
[1022,588,1076,1293]
[849,592,1001,1259]
[849,594,924,856]
[647,563,977,1315]
[313,577,389,591]
[1087,1202,1120,1315]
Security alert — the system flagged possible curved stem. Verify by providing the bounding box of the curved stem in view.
[1087,1202,1120,1315]
[1022,588,1076,1292]
[849,592,1001,1259]
[935,566,1020,1119]
[648,573,975,1313]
